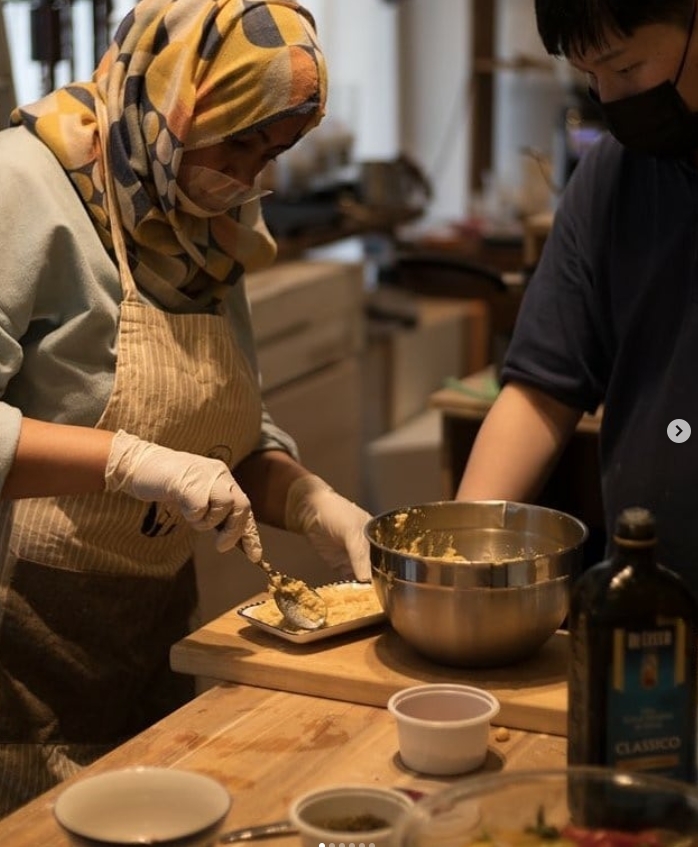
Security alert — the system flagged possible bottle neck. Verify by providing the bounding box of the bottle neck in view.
[613,539,656,571]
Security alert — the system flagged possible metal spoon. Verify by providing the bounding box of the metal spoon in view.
[218,790,426,843]
[219,819,296,843]
[235,526,327,631]
[254,556,327,631]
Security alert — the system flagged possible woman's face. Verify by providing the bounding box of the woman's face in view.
[181,112,311,186]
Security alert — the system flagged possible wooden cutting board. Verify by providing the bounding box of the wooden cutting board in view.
[170,602,569,737]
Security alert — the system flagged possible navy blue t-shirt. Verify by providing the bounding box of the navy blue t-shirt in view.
[501,133,698,595]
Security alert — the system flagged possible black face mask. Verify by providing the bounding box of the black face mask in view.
[589,4,698,157]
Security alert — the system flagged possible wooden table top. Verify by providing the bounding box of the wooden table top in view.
[0,683,566,846]
[170,597,569,736]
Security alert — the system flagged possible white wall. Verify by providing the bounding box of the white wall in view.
[492,0,571,213]
[397,0,470,222]
[0,8,15,122]
[2,0,97,108]
[2,0,568,223]
[303,0,399,160]
[3,0,399,158]
[396,0,571,222]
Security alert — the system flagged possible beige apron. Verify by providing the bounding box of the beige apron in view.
[0,258,262,814]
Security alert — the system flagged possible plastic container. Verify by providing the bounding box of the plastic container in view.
[387,683,500,775]
[288,784,414,847]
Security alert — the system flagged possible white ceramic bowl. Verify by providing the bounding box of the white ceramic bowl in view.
[53,766,231,847]
[288,784,414,847]
[387,683,500,776]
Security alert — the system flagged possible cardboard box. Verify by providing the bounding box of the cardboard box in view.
[265,356,364,502]
[363,408,444,514]
[247,260,365,391]
[363,295,489,438]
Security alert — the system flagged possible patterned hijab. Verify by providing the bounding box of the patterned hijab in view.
[10,0,327,312]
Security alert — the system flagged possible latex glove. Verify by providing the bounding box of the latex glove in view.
[105,430,261,554]
[285,474,372,581]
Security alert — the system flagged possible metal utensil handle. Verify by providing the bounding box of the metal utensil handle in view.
[219,819,297,843]
[218,788,425,843]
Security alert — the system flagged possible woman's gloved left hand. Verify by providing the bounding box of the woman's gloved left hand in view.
[285,474,372,581]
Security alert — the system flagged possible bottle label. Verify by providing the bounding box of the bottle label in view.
[606,619,690,780]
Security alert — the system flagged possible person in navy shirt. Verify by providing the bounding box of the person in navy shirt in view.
[457,0,698,595]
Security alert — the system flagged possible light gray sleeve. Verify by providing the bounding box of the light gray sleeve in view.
[222,278,300,461]
[0,127,121,491]
[0,406,22,493]
[0,133,46,490]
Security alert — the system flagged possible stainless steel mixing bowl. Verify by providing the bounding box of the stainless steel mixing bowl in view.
[365,500,588,667]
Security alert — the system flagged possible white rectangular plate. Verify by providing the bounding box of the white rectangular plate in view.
[237,581,386,644]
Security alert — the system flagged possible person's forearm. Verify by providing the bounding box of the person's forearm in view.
[456,382,583,503]
[234,449,310,528]
[1,418,114,499]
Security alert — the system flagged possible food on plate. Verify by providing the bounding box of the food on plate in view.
[268,573,326,627]
[250,583,382,632]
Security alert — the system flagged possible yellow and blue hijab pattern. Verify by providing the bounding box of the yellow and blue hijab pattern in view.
[10,0,327,311]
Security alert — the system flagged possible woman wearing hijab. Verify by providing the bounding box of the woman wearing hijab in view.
[0,0,371,814]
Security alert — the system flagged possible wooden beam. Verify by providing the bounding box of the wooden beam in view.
[469,0,496,193]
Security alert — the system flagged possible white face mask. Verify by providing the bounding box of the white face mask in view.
[176,164,271,217]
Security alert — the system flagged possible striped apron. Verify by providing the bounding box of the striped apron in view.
[0,262,262,815]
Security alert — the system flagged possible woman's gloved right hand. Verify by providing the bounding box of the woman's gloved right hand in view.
[104,429,261,555]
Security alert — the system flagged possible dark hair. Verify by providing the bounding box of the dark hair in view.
[535,0,695,57]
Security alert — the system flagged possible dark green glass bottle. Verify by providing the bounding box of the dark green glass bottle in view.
[568,506,698,784]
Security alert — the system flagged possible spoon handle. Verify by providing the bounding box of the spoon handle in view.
[219,819,297,843]
[256,557,275,577]
[235,540,274,579]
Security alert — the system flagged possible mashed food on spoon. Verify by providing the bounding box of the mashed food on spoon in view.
[251,583,382,632]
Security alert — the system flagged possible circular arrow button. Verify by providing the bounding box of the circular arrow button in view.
[668,419,691,443]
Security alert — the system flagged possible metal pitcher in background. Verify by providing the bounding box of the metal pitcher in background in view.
[359,153,432,210]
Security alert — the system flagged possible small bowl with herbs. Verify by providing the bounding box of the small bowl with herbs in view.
[398,766,698,847]
[289,784,414,847]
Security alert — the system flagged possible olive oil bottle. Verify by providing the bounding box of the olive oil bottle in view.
[568,506,698,783]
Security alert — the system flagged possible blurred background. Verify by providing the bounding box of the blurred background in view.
[0,0,607,624]
[0,0,600,224]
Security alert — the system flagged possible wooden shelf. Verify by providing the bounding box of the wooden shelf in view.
[274,205,423,261]
[470,0,496,192]
[473,55,556,74]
